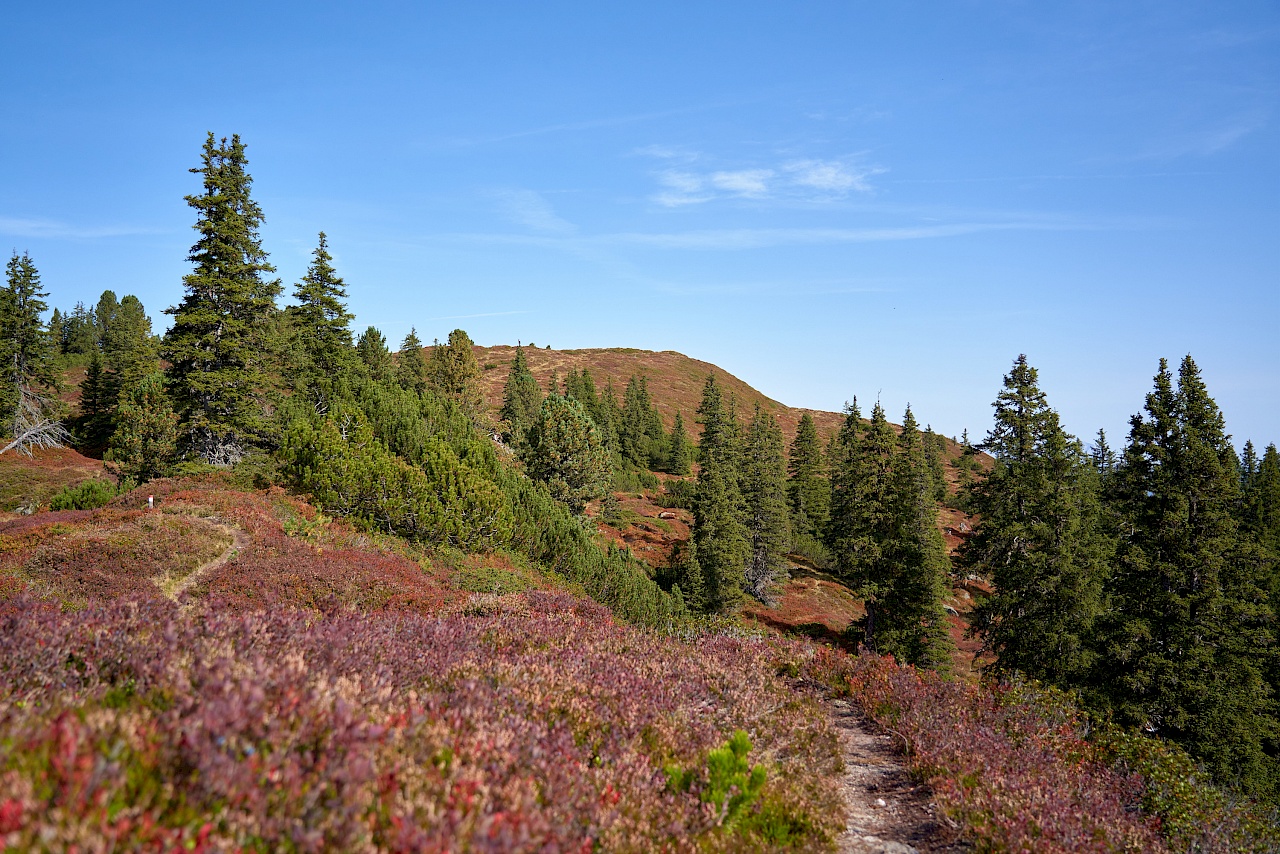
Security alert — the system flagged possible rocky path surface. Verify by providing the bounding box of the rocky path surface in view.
[831,698,964,854]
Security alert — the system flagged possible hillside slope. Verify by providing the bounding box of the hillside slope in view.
[472,345,847,444]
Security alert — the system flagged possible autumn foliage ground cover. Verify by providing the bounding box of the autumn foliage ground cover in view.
[786,642,1279,853]
[0,591,844,852]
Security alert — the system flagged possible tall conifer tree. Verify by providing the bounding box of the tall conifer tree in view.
[692,374,748,613]
[499,345,541,447]
[788,412,830,538]
[667,411,692,475]
[396,328,429,395]
[291,232,354,389]
[1102,356,1278,798]
[428,329,486,421]
[162,133,281,465]
[879,406,955,671]
[961,356,1109,688]
[1,252,63,449]
[356,326,394,382]
[741,405,791,602]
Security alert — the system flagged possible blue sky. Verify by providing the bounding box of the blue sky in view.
[3,2,1277,446]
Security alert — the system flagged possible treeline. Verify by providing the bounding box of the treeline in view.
[960,355,1280,804]
[0,133,684,628]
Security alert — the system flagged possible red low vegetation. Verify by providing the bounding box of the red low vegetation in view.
[788,643,1275,853]
[0,592,843,852]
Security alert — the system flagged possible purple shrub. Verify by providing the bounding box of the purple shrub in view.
[0,592,843,851]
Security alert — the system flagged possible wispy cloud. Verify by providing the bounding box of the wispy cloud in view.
[1136,111,1268,161]
[492,189,577,235]
[647,157,886,207]
[0,216,158,240]
[630,144,700,162]
[426,216,1120,252]
[784,160,886,193]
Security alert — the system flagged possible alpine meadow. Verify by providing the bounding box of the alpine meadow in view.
[3,4,1279,852]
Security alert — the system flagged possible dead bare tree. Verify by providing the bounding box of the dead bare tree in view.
[0,385,71,457]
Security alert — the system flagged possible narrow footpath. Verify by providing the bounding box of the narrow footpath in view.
[831,698,964,854]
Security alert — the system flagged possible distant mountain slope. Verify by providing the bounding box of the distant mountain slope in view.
[472,344,848,444]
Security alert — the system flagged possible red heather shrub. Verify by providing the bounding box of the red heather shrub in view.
[0,592,843,851]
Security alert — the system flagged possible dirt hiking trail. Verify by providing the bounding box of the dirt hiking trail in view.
[832,698,965,853]
[161,516,247,603]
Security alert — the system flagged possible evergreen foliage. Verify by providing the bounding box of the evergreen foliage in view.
[525,392,611,514]
[880,407,955,672]
[667,410,692,476]
[961,355,1109,689]
[104,295,158,384]
[58,301,98,356]
[620,374,666,469]
[741,405,790,603]
[1100,356,1278,799]
[921,425,949,504]
[105,371,179,483]
[428,329,486,422]
[787,412,829,540]
[396,328,429,395]
[1243,443,1280,556]
[828,400,952,670]
[1,252,63,445]
[290,232,354,394]
[691,374,748,614]
[94,290,120,348]
[75,351,117,448]
[499,345,541,447]
[356,326,394,382]
[282,408,511,550]
[161,133,282,466]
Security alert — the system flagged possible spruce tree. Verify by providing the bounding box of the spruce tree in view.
[356,326,394,382]
[1102,356,1278,798]
[105,371,178,483]
[94,290,120,350]
[741,405,791,602]
[1244,443,1280,556]
[668,411,692,476]
[428,328,485,421]
[921,425,949,504]
[396,328,429,395]
[787,412,830,539]
[1,252,63,449]
[75,351,117,449]
[104,295,158,386]
[162,133,282,465]
[692,374,749,614]
[827,398,890,616]
[60,301,98,356]
[879,406,955,671]
[499,345,541,447]
[1091,428,1117,484]
[961,356,1109,688]
[621,374,653,468]
[291,232,354,388]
